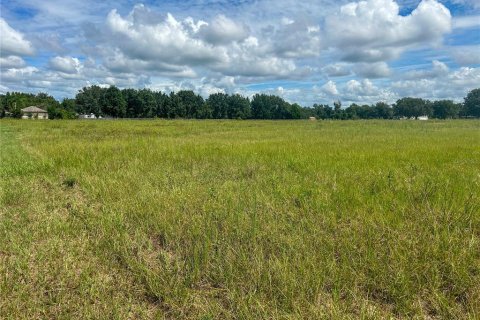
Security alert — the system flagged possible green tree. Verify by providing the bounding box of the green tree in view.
[463,88,480,118]
[75,86,104,115]
[207,93,229,119]
[102,86,127,117]
[311,104,333,119]
[432,100,460,119]
[374,102,393,119]
[251,94,273,119]
[154,91,169,118]
[227,94,251,119]
[288,103,303,119]
[177,90,205,118]
[138,89,157,118]
[394,98,431,118]
[167,92,186,118]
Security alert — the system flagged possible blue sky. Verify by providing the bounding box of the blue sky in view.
[1,0,479,105]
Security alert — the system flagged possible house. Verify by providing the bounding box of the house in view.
[309,116,317,121]
[417,115,429,120]
[79,113,97,119]
[21,106,49,119]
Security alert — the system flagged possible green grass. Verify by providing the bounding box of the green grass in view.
[1,119,479,319]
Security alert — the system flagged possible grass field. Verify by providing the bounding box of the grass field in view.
[1,119,479,319]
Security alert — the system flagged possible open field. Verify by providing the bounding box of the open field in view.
[1,119,479,319]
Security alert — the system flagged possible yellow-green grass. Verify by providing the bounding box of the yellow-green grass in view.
[1,119,479,319]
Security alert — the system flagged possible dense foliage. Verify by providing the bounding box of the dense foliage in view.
[1,87,479,119]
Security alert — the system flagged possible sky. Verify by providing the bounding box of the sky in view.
[0,0,479,106]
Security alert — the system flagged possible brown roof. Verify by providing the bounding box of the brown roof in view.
[21,106,47,113]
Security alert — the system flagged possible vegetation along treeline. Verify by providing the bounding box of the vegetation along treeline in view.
[1,86,479,120]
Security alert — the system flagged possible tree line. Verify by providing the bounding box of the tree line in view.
[1,86,479,120]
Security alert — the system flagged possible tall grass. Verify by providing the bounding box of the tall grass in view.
[1,119,479,318]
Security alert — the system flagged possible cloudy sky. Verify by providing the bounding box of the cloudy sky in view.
[0,0,479,105]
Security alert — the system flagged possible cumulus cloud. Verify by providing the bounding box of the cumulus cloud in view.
[452,15,480,29]
[353,62,391,78]
[392,66,480,100]
[102,49,197,77]
[450,45,480,65]
[262,19,322,58]
[199,15,249,44]
[0,56,26,68]
[320,80,339,95]
[322,63,352,77]
[0,18,34,57]
[403,60,449,79]
[341,79,397,103]
[325,0,451,62]
[105,7,223,67]
[1,66,39,82]
[101,6,301,80]
[49,56,82,74]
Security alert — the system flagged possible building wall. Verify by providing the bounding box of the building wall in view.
[21,112,49,119]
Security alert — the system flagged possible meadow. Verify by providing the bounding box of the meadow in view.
[1,119,479,319]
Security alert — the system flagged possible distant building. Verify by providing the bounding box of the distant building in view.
[79,113,97,119]
[21,106,48,119]
[309,117,317,121]
[417,115,429,120]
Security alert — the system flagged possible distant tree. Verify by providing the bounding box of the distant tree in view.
[251,94,273,119]
[167,92,186,118]
[374,102,393,119]
[61,98,76,112]
[463,88,480,118]
[122,89,140,117]
[288,103,303,119]
[332,101,347,119]
[227,94,251,119]
[176,90,205,118]
[312,104,333,119]
[102,86,126,117]
[154,91,169,118]
[432,100,460,119]
[135,89,156,118]
[75,86,104,115]
[251,94,301,119]
[333,100,341,112]
[394,97,431,118]
[196,101,213,119]
[10,103,23,118]
[207,93,229,119]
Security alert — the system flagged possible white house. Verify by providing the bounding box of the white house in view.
[21,106,49,119]
[418,115,429,120]
[79,113,97,119]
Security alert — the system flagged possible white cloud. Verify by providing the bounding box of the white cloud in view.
[0,56,26,68]
[342,79,397,103]
[450,45,480,65]
[322,63,352,77]
[49,56,82,74]
[1,66,39,81]
[452,15,480,29]
[353,62,391,78]
[105,8,224,67]
[102,7,302,80]
[0,18,34,57]
[403,60,449,79]
[325,0,451,62]
[199,15,249,44]
[392,66,480,100]
[320,80,339,95]
[263,19,322,58]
